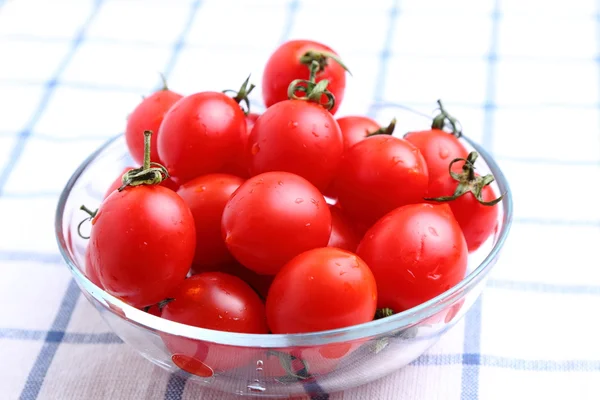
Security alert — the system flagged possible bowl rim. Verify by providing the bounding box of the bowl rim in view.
[55,109,513,348]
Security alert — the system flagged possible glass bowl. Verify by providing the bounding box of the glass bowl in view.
[54,104,513,398]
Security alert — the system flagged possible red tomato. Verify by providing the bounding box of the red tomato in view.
[125,89,182,165]
[247,100,344,192]
[266,247,377,334]
[161,273,268,375]
[427,172,500,252]
[103,167,180,199]
[245,112,260,134]
[84,246,103,288]
[157,92,246,183]
[356,203,468,312]
[221,172,332,276]
[404,129,468,184]
[196,262,274,301]
[262,40,347,115]
[334,135,429,226]
[327,205,360,252]
[89,185,196,308]
[177,174,244,270]
[336,116,380,151]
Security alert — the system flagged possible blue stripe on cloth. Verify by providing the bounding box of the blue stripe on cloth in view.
[487,279,600,295]
[481,0,501,154]
[164,374,188,400]
[460,2,500,398]
[279,0,300,43]
[414,354,600,371]
[367,0,401,118]
[19,280,82,400]
[460,297,482,400]
[159,0,203,85]
[0,0,104,197]
[0,251,63,264]
[0,328,121,344]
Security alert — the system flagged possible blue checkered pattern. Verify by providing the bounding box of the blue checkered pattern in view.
[1,0,600,399]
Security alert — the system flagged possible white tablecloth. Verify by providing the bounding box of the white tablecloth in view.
[1,0,599,399]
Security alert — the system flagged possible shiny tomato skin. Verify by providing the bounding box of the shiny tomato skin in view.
[161,272,268,375]
[262,40,346,115]
[327,205,360,252]
[161,272,268,334]
[266,247,377,334]
[125,89,183,166]
[84,246,103,288]
[247,100,344,192]
[157,92,247,183]
[177,174,244,270]
[336,116,380,151]
[356,203,468,312]
[89,185,196,308]
[245,112,260,134]
[221,172,332,276]
[404,129,468,184]
[334,135,429,226]
[192,262,275,301]
[427,173,499,252]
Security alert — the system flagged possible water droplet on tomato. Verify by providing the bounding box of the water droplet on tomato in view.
[278,181,284,186]
[439,147,449,159]
[288,121,299,128]
[305,223,311,227]
[195,186,206,193]
[339,270,347,276]
[312,131,319,137]
[251,143,260,155]
[256,360,264,372]
[392,156,404,166]
[295,198,304,204]
[335,262,341,266]
[324,123,330,128]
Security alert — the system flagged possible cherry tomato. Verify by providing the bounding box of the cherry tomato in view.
[197,262,274,301]
[404,129,468,184]
[177,174,244,270]
[356,203,468,312]
[427,173,500,252]
[89,185,196,308]
[221,172,332,276]
[327,205,360,252]
[262,40,347,115]
[103,167,180,199]
[334,135,429,226]
[125,89,182,165]
[336,116,380,151]
[266,247,377,334]
[247,100,344,192]
[157,92,246,183]
[161,272,268,375]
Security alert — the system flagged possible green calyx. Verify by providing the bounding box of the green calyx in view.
[119,131,169,191]
[223,74,256,115]
[299,50,352,76]
[375,308,395,319]
[424,151,504,206]
[366,118,397,137]
[287,60,336,110]
[431,99,462,137]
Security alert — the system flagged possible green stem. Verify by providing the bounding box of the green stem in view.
[375,308,395,319]
[77,205,97,239]
[366,118,397,137]
[119,131,169,191]
[431,99,462,137]
[287,61,336,111]
[223,74,256,115]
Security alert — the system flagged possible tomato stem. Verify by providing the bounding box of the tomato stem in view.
[223,74,256,115]
[287,61,336,111]
[375,308,395,319]
[431,99,462,137]
[424,151,504,206]
[119,131,169,191]
[77,204,97,239]
[299,49,352,76]
[159,72,169,91]
[366,118,397,137]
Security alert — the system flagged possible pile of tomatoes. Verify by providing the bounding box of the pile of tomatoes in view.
[81,39,502,374]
